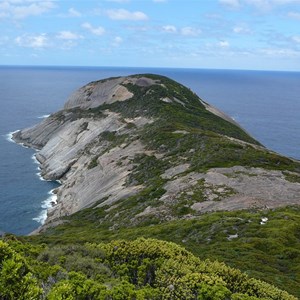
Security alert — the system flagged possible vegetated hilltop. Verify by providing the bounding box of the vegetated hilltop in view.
[7,74,300,298]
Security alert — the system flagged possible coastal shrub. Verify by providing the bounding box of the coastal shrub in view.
[30,207,300,297]
[1,237,298,299]
[86,238,296,299]
[38,244,110,279]
[47,271,109,300]
[0,240,42,300]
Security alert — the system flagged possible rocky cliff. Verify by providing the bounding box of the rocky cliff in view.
[13,74,300,231]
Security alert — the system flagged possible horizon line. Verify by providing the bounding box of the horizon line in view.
[0,64,299,73]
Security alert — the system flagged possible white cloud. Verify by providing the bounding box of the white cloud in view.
[0,11,9,18]
[292,36,300,43]
[220,0,300,10]
[218,40,230,48]
[259,47,300,57]
[0,1,55,19]
[162,25,201,37]
[106,0,131,2]
[59,7,82,18]
[233,24,252,34]
[106,9,148,21]
[180,27,201,37]
[246,0,300,8]
[287,11,300,20]
[219,0,240,8]
[244,0,300,11]
[15,33,48,48]
[244,0,273,10]
[114,36,123,43]
[82,22,105,36]
[162,25,177,33]
[112,36,123,46]
[68,8,81,17]
[233,26,244,33]
[56,31,83,40]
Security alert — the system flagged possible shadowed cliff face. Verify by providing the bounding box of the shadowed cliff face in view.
[13,74,300,231]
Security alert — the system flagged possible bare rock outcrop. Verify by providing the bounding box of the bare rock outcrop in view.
[12,75,157,228]
[64,76,157,109]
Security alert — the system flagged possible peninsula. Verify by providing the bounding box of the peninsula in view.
[4,74,300,299]
[13,74,300,231]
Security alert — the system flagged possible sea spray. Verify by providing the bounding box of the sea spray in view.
[37,114,50,119]
[32,189,57,224]
[5,130,19,143]
[31,153,49,181]
[31,153,61,223]
[6,130,32,149]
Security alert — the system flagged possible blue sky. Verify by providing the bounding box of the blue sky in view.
[1,0,300,71]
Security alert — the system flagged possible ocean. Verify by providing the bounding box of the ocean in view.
[0,66,299,235]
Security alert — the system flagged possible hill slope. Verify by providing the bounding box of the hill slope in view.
[12,74,300,230]
[9,74,300,298]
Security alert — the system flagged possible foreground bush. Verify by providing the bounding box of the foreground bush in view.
[0,238,296,299]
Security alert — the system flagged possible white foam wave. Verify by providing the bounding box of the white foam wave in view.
[37,114,50,119]
[32,189,57,224]
[31,153,39,165]
[5,130,19,143]
[6,130,31,149]
[32,154,43,178]
[31,153,53,182]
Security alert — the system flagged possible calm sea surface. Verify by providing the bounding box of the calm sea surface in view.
[0,66,299,235]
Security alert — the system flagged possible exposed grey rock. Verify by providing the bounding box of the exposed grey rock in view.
[13,114,68,149]
[161,163,190,179]
[160,166,300,213]
[200,99,241,128]
[64,76,157,110]
[36,111,124,180]
[30,113,146,227]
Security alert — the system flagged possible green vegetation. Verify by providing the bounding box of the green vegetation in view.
[0,237,297,299]
[283,171,300,183]
[88,156,99,169]
[24,206,300,298]
[5,74,300,299]
[70,76,300,236]
[85,74,299,173]
[105,74,260,145]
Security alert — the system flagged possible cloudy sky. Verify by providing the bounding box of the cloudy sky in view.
[1,0,300,71]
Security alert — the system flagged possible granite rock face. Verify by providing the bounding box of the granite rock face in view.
[13,76,160,228]
[63,76,157,109]
[13,74,300,231]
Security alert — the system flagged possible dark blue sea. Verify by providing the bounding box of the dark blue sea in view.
[0,66,299,235]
